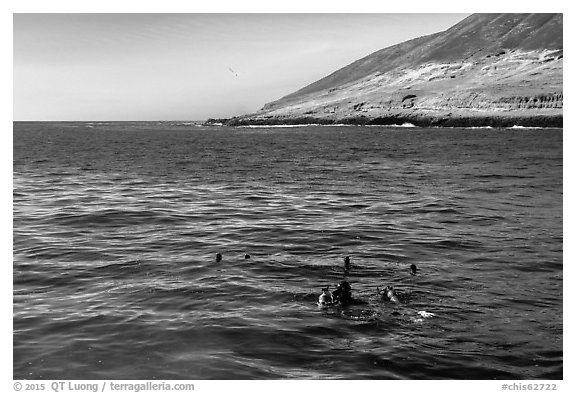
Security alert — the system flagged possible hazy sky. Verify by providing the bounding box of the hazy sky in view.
[14,13,469,121]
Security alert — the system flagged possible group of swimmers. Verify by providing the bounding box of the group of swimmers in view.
[214,252,418,308]
[319,257,419,307]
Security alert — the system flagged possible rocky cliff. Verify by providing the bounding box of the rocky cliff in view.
[223,13,562,127]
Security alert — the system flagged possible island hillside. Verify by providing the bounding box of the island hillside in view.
[217,13,562,128]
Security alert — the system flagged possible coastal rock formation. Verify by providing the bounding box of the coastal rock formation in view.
[224,13,562,127]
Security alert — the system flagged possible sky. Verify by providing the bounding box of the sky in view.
[13,13,470,121]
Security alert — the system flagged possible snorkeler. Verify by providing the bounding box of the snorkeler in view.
[378,285,400,304]
[318,286,334,306]
[344,256,351,269]
[332,280,353,305]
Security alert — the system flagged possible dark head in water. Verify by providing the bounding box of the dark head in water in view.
[344,256,351,268]
[332,280,352,305]
[245,254,251,259]
[216,253,222,262]
[410,264,418,275]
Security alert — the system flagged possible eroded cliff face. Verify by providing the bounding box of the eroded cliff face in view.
[225,14,562,127]
[495,94,562,110]
[231,49,562,126]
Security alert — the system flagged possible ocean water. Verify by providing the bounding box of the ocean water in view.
[13,121,562,380]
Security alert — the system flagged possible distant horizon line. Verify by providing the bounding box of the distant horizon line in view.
[13,119,209,122]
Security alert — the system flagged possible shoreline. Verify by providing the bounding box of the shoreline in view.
[211,112,563,129]
[224,124,560,130]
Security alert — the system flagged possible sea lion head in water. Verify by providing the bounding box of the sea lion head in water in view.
[410,264,418,275]
[216,253,222,262]
[245,254,251,259]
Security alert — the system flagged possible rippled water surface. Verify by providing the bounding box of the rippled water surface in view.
[13,121,562,379]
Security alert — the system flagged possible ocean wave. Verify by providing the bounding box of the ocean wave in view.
[508,125,546,129]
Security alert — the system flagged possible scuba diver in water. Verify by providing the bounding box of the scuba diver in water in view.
[344,256,351,269]
[318,286,334,306]
[317,280,355,307]
[378,285,400,304]
[332,280,354,305]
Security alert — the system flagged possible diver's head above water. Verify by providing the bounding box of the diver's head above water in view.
[332,280,352,304]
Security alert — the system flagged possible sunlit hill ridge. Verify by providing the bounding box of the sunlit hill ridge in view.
[219,14,562,127]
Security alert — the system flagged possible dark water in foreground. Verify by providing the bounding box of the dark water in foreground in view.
[13,122,562,379]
